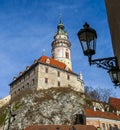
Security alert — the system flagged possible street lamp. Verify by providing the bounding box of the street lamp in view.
[77,22,120,86]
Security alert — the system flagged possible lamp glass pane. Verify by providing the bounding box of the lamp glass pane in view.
[109,69,119,84]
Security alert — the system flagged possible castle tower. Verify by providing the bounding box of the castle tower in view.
[51,19,72,70]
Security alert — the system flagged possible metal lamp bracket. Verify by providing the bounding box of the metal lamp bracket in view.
[90,57,118,70]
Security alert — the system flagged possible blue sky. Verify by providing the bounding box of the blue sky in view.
[0,0,119,98]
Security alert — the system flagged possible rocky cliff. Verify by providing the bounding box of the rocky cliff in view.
[1,87,86,130]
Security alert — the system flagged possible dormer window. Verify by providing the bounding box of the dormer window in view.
[46,58,50,64]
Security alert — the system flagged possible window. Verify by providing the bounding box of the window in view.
[45,78,48,84]
[58,81,60,86]
[114,125,118,130]
[109,124,112,130]
[102,123,106,130]
[67,75,70,80]
[45,67,48,73]
[32,79,35,85]
[58,71,60,77]
[65,52,69,59]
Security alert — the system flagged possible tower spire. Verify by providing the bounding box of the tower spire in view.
[57,19,65,35]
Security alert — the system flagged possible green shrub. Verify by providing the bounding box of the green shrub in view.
[0,109,8,126]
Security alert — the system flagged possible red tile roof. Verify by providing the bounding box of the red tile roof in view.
[24,124,96,130]
[109,97,120,111]
[10,55,74,85]
[85,109,120,120]
[38,55,71,72]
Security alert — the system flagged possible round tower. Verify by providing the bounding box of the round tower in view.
[51,19,72,70]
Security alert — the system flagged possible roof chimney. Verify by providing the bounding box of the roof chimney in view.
[79,72,83,80]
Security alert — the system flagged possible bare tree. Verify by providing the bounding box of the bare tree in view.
[85,86,115,103]
[85,86,116,111]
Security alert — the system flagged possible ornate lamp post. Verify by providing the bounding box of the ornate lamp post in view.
[77,22,120,86]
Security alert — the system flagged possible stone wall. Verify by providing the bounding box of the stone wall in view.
[10,65,38,98]
[37,63,84,92]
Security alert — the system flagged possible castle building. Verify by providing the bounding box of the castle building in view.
[9,20,84,98]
